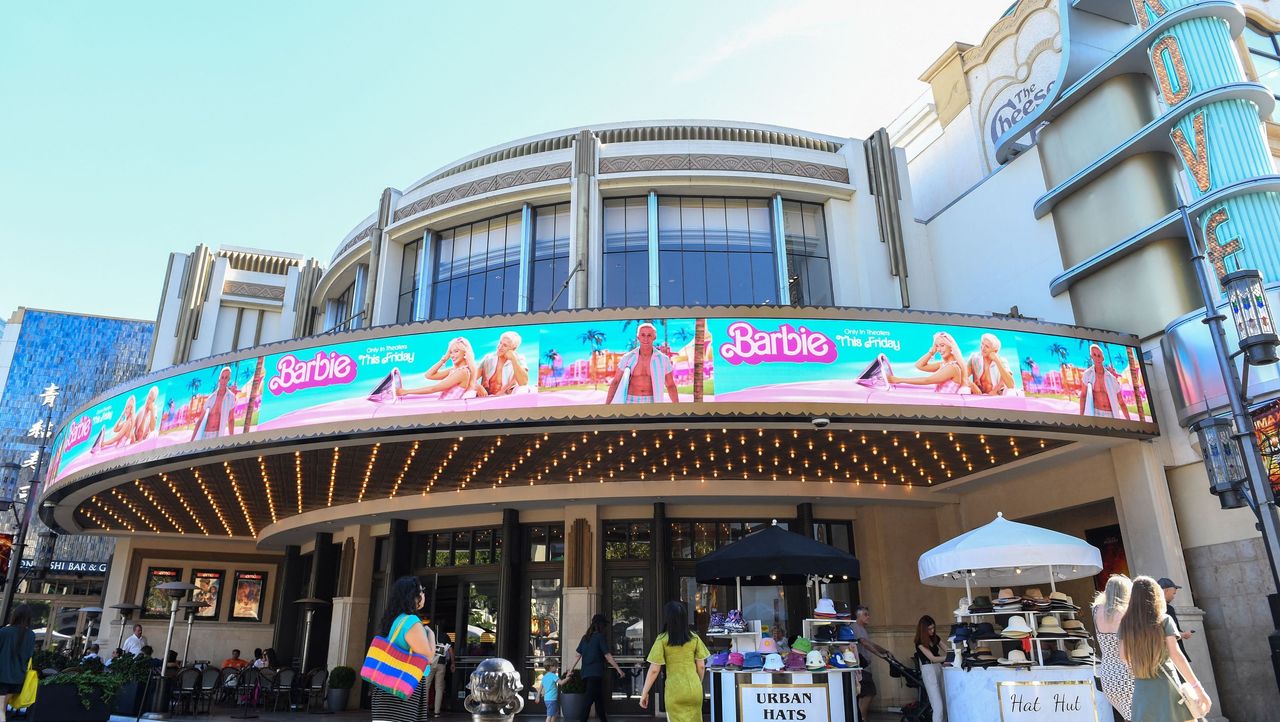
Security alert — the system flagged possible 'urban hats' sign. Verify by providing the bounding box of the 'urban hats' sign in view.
[45,311,1156,488]
[737,684,828,722]
[996,680,1097,721]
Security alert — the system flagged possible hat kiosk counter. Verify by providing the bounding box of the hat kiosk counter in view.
[696,523,862,722]
[919,514,1114,722]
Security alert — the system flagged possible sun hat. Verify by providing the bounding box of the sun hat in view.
[968,595,993,612]
[792,636,814,654]
[1036,616,1067,636]
[726,652,744,670]
[998,649,1032,666]
[805,650,827,670]
[1061,619,1089,637]
[708,651,729,668]
[1023,588,1045,600]
[763,653,785,671]
[971,646,996,661]
[1046,649,1074,666]
[814,598,837,617]
[953,596,972,617]
[1001,617,1033,638]
[760,637,779,654]
[1049,591,1076,606]
[1070,641,1096,663]
[994,588,1018,603]
[743,652,764,670]
[784,651,807,671]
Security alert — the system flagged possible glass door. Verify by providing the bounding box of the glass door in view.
[454,579,500,709]
[604,571,651,716]
[522,577,563,715]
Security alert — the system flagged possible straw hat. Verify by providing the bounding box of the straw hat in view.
[1036,616,1067,636]
[1001,617,1033,638]
[998,649,1032,666]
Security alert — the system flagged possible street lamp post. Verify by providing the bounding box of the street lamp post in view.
[0,383,58,627]
[1180,203,1280,692]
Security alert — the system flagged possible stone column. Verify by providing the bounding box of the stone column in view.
[327,525,374,709]
[1111,442,1227,721]
[561,504,600,671]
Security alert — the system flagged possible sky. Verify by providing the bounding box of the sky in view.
[0,0,1016,322]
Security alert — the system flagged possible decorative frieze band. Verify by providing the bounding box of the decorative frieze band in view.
[222,281,286,301]
[393,162,573,223]
[599,154,850,183]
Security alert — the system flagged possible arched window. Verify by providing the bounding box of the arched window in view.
[1244,22,1280,122]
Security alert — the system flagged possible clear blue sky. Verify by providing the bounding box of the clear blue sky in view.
[0,0,1015,322]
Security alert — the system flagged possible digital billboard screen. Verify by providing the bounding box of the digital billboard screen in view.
[46,313,1153,487]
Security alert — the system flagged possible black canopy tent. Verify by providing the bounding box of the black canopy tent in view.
[695,523,861,587]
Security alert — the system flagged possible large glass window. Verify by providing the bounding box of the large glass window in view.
[529,203,571,312]
[396,239,421,323]
[415,527,502,568]
[330,281,357,332]
[658,197,776,306]
[430,212,522,320]
[783,200,834,306]
[1245,23,1280,122]
[602,198,650,307]
[603,521,652,560]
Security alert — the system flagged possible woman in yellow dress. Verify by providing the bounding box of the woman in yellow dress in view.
[639,601,709,722]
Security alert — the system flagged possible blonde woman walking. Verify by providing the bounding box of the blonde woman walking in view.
[1093,575,1134,719]
[1119,576,1211,722]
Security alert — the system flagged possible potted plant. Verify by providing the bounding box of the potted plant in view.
[32,666,122,722]
[558,670,587,721]
[327,665,356,711]
[107,654,154,716]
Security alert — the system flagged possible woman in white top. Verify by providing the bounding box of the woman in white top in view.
[1093,574,1135,720]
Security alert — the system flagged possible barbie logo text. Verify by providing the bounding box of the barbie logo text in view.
[65,416,92,448]
[268,351,357,395]
[718,321,837,365]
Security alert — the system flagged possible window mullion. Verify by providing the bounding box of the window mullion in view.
[518,204,533,312]
[771,194,791,305]
[647,191,660,306]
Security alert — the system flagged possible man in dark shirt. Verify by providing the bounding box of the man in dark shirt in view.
[1158,577,1193,660]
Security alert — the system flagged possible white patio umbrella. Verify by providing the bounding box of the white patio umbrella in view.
[918,512,1103,590]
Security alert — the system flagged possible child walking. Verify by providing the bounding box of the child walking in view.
[536,659,566,721]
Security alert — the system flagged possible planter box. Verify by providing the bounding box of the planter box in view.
[30,682,111,722]
[560,692,587,720]
[113,679,154,716]
[327,687,351,712]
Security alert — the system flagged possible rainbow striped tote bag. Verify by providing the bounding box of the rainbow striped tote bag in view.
[360,614,431,699]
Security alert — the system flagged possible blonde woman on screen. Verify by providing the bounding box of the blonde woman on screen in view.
[888,331,969,394]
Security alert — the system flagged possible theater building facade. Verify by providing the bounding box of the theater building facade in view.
[36,0,1280,718]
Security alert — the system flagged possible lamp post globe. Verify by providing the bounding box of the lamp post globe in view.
[1193,415,1249,510]
[1222,269,1280,365]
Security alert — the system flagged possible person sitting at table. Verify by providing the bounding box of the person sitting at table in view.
[221,648,249,670]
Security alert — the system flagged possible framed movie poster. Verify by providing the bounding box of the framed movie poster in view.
[230,570,267,622]
[190,569,224,620]
[142,567,182,618]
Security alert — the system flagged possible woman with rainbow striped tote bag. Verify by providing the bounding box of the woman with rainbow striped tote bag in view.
[363,577,436,722]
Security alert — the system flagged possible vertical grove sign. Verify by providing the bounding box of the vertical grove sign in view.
[737,684,830,722]
[996,681,1098,722]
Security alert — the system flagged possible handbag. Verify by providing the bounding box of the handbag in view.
[13,661,37,709]
[361,614,431,699]
[1164,665,1209,720]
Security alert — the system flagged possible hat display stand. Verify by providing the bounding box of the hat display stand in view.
[918,514,1107,722]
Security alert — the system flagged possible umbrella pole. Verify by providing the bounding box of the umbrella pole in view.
[736,577,742,609]
[963,575,972,616]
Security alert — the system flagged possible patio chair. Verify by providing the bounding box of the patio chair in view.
[266,667,297,711]
[229,667,261,719]
[170,666,201,715]
[195,666,222,714]
[303,667,328,713]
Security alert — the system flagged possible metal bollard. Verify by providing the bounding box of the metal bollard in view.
[463,658,525,722]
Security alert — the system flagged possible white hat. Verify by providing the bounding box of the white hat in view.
[999,649,1032,666]
[953,597,971,617]
[842,648,859,665]
[814,598,837,616]
[1001,617,1033,638]
[805,650,827,670]
[764,653,785,671]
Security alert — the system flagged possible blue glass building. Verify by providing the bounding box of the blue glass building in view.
[0,308,152,566]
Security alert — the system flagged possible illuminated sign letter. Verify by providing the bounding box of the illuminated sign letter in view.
[1150,36,1192,105]
[1204,208,1242,280]
[1170,112,1211,193]
[1132,0,1168,29]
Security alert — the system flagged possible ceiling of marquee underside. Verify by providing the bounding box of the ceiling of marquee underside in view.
[68,427,1069,537]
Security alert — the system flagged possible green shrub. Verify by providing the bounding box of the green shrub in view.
[40,668,124,709]
[328,665,356,690]
[560,670,586,694]
[32,648,70,673]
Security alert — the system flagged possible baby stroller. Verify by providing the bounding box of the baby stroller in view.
[881,652,932,722]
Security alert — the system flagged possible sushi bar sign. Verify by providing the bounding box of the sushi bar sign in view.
[997,680,1096,721]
